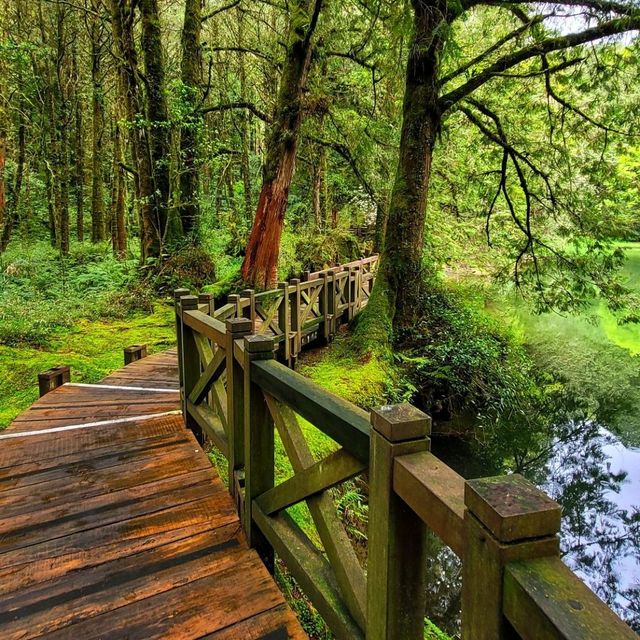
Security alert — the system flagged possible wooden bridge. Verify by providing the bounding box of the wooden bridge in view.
[1,255,637,639]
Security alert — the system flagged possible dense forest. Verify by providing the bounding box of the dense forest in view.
[1,0,639,636]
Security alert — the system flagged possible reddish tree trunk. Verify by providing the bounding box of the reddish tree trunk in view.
[241,0,322,288]
[242,150,296,287]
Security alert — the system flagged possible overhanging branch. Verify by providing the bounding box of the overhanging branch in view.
[439,15,640,112]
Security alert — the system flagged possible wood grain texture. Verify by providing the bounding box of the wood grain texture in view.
[0,351,306,639]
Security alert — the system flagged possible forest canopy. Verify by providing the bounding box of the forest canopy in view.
[0,0,638,331]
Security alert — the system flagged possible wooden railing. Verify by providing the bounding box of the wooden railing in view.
[181,255,379,368]
[174,271,637,640]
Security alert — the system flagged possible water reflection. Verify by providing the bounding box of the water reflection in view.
[427,420,640,634]
[536,422,639,630]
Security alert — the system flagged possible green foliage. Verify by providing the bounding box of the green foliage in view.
[0,241,141,346]
[298,334,392,410]
[275,564,332,640]
[150,244,216,294]
[391,275,558,469]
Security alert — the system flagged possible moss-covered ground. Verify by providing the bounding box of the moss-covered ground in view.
[0,304,175,429]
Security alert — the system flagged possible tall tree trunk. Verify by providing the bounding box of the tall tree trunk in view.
[72,44,85,242]
[110,0,158,262]
[54,6,70,255]
[0,108,25,252]
[373,189,389,253]
[311,117,327,231]
[44,161,57,247]
[312,160,322,230]
[373,0,445,330]
[178,0,202,238]
[238,7,252,222]
[0,136,6,231]
[111,110,127,258]
[90,6,105,242]
[241,0,323,288]
[140,0,170,253]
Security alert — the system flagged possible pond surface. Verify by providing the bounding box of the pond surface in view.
[509,244,639,628]
[430,245,640,634]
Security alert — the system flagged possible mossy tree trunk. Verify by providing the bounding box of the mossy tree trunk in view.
[369,0,447,333]
[90,4,105,243]
[238,7,253,223]
[241,0,323,288]
[178,0,203,238]
[72,41,85,242]
[0,103,25,252]
[140,0,171,255]
[110,0,165,262]
[52,3,70,255]
[111,105,127,258]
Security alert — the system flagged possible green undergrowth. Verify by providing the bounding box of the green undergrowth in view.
[297,333,395,411]
[0,305,174,428]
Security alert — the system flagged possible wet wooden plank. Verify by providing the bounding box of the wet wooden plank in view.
[0,527,249,640]
[201,604,307,639]
[0,442,210,516]
[0,350,306,639]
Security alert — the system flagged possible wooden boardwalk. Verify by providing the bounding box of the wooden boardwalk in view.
[0,351,305,639]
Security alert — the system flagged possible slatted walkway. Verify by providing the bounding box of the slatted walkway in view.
[0,350,306,639]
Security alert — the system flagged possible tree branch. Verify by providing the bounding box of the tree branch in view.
[470,0,640,18]
[202,0,242,22]
[541,54,636,135]
[302,0,324,50]
[201,101,272,122]
[439,16,544,87]
[205,46,278,67]
[439,15,640,112]
[305,133,377,201]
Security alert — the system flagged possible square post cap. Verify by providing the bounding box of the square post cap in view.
[174,288,190,300]
[226,317,252,333]
[244,334,275,354]
[465,474,561,542]
[371,403,431,442]
[180,294,199,310]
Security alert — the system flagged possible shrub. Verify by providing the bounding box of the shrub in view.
[152,245,216,293]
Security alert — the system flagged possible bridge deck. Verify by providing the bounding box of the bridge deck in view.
[0,351,305,639]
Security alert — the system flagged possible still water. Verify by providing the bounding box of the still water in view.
[429,245,640,634]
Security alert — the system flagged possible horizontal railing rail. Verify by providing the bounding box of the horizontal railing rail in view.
[173,259,636,640]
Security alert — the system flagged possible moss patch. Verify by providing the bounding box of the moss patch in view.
[298,334,392,410]
[0,304,175,428]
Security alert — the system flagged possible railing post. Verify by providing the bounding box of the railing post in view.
[240,288,255,330]
[228,293,241,319]
[461,474,561,640]
[38,365,71,397]
[198,292,214,316]
[225,317,252,510]
[367,403,431,640]
[180,294,204,444]
[174,288,190,389]
[277,282,291,365]
[124,344,147,365]
[319,271,330,344]
[290,278,301,366]
[243,334,276,571]
[347,266,359,320]
[327,268,337,338]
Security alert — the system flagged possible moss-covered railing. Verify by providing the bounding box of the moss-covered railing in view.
[174,280,637,640]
